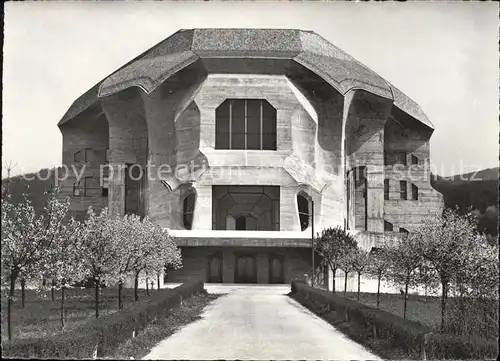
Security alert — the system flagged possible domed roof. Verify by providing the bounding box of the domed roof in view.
[58,28,432,129]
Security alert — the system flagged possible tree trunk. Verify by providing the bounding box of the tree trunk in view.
[21,278,26,309]
[376,273,381,309]
[95,280,99,319]
[134,273,139,302]
[357,271,361,301]
[331,268,336,294]
[8,273,18,341]
[440,281,448,332]
[60,286,65,329]
[403,280,409,319]
[343,271,348,297]
[51,279,56,301]
[157,274,161,291]
[118,281,123,310]
[146,273,149,296]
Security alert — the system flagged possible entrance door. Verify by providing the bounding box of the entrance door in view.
[235,255,257,283]
[269,255,285,284]
[207,253,223,283]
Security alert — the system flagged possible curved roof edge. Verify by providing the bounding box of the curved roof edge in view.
[58,28,432,130]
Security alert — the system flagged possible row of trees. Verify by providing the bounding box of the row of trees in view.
[1,188,182,340]
[315,208,498,336]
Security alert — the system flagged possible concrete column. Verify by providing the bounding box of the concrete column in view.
[280,186,300,231]
[222,249,234,283]
[108,163,126,216]
[192,184,212,230]
[257,252,269,284]
[366,164,384,232]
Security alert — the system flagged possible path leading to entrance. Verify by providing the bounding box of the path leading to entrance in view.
[144,285,381,360]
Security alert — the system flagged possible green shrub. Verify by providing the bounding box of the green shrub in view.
[291,281,500,360]
[2,279,204,359]
[425,333,499,360]
[1,330,98,359]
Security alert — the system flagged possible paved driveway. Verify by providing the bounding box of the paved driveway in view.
[144,284,381,360]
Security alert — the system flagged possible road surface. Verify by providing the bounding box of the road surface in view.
[143,284,381,360]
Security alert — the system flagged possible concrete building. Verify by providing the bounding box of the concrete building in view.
[58,29,442,288]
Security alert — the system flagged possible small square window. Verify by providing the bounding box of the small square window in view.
[73,182,81,197]
[411,155,418,165]
[397,152,407,166]
[84,177,92,197]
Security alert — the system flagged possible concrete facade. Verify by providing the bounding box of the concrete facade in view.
[58,29,442,287]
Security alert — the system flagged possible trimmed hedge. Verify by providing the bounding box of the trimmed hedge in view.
[425,333,499,360]
[2,279,204,359]
[291,281,498,360]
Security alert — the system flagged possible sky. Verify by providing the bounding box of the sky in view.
[2,1,499,177]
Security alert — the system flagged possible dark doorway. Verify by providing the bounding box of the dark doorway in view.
[269,254,285,284]
[236,216,246,230]
[235,255,257,283]
[207,253,223,283]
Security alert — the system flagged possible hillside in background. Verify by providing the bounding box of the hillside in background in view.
[2,166,498,236]
[431,167,498,236]
[1,168,58,215]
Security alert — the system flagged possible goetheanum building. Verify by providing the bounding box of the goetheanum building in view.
[58,29,442,288]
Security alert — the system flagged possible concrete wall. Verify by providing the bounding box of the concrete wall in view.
[59,109,109,219]
[166,246,312,284]
[60,68,441,244]
[383,114,443,230]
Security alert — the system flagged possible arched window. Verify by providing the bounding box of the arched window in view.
[297,194,310,231]
[183,193,195,230]
[215,99,276,150]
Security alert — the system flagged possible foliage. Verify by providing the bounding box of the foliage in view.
[80,207,120,287]
[314,226,357,293]
[366,247,391,308]
[411,208,486,331]
[292,281,499,360]
[1,188,70,339]
[350,248,370,300]
[1,280,204,359]
[383,233,423,319]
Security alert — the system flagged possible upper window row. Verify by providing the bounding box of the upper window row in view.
[215,99,277,151]
[384,179,418,201]
[74,148,109,163]
[384,152,419,166]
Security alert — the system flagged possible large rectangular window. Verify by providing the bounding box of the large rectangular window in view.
[215,99,277,150]
[212,185,280,231]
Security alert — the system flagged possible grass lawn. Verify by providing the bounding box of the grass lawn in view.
[341,291,442,331]
[108,291,221,360]
[289,292,415,360]
[1,286,166,342]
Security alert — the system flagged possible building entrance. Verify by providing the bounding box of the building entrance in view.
[235,255,257,283]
